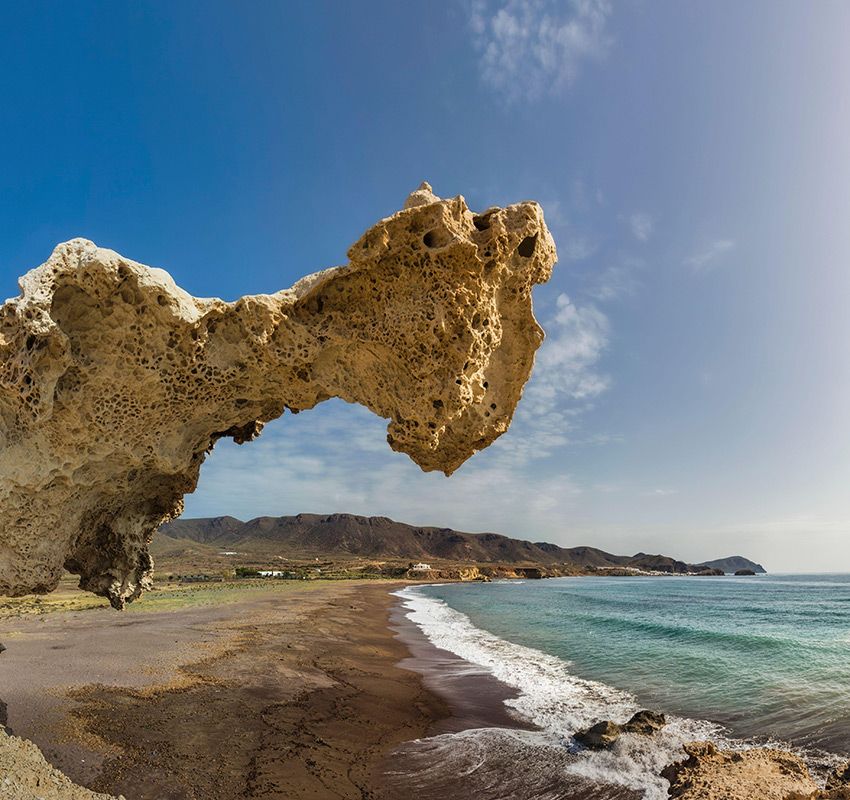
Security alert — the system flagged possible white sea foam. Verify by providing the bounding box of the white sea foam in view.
[395,585,730,800]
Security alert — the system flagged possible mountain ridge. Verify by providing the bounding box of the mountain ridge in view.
[159,514,765,574]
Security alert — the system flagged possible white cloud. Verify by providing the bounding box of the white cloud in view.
[684,239,736,272]
[184,403,584,537]
[510,293,610,427]
[469,0,613,101]
[629,212,653,242]
[535,293,610,402]
[562,237,597,261]
[583,261,640,301]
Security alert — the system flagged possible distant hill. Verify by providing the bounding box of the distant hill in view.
[162,515,244,545]
[158,513,736,575]
[698,556,766,574]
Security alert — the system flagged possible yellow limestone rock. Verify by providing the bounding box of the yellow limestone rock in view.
[0,184,555,607]
[0,728,122,800]
[662,742,820,800]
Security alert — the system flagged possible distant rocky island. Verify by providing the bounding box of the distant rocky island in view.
[697,555,766,574]
[157,513,766,579]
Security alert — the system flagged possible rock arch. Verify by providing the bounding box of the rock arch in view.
[0,184,556,607]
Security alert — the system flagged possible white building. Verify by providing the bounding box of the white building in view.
[257,570,286,577]
[411,562,432,571]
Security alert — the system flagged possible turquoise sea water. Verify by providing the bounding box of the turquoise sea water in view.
[416,575,850,753]
[395,575,850,798]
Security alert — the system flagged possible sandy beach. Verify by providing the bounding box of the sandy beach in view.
[4,575,848,800]
[0,581,449,799]
[0,579,652,799]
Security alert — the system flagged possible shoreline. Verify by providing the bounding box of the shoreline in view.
[384,584,644,800]
[3,577,847,799]
[388,587,533,735]
[1,577,636,799]
[389,580,850,800]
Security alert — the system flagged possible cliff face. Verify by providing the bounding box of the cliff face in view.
[0,184,555,607]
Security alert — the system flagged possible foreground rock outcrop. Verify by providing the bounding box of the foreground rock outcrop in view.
[824,765,850,799]
[0,184,555,607]
[575,720,622,749]
[574,710,667,749]
[661,741,820,800]
[623,709,666,735]
[0,728,121,800]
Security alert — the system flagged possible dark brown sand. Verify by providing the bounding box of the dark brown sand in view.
[0,581,446,799]
[388,594,532,734]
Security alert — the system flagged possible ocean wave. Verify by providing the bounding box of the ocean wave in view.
[395,585,733,800]
[564,610,797,652]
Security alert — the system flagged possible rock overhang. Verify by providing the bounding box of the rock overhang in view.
[0,184,556,607]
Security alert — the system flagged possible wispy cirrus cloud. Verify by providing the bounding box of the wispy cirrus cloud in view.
[583,261,640,302]
[469,0,613,102]
[643,488,679,497]
[684,238,736,272]
[185,411,585,537]
[629,212,653,242]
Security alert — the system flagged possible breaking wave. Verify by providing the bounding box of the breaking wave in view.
[393,585,835,799]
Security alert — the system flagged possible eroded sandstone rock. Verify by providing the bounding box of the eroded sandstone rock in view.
[826,763,850,793]
[0,184,555,607]
[661,741,819,800]
[0,728,122,800]
[574,710,666,751]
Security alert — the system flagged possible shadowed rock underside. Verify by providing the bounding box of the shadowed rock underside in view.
[0,184,555,607]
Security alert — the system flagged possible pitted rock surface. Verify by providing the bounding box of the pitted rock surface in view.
[0,184,555,607]
[661,741,820,800]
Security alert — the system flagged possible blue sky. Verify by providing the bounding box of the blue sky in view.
[2,2,849,570]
